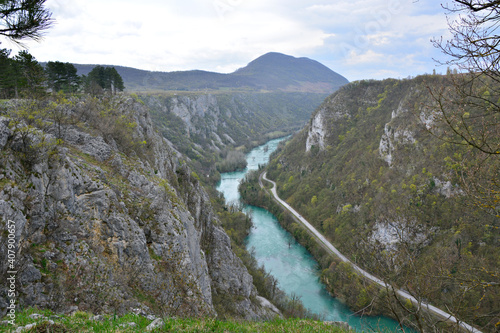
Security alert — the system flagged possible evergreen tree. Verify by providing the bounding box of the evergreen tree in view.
[0,48,17,98]
[14,50,45,97]
[45,61,80,93]
[1,0,52,97]
[108,67,124,94]
[85,66,125,95]
[0,0,53,43]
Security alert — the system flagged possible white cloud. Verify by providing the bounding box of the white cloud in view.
[5,0,452,81]
[345,50,385,65]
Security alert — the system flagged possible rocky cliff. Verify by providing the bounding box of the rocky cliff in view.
[0,95,278,319]
[140,92,327,179]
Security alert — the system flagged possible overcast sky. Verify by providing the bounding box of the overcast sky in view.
[3,0,454,81]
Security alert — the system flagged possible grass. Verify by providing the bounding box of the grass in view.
[0,308,352,332]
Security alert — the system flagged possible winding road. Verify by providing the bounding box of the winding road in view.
[260,172,482,333]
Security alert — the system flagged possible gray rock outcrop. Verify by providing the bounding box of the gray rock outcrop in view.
[0,96,277,320]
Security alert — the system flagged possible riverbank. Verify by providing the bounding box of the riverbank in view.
[246,170,482,333]
[213,138,325,321]
[240,170,370,310]
[223,138,409,332]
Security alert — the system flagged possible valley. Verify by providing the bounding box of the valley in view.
[217,138,408,332]
[1,42,498,333]
[0,51,357,332]
[2,1,499,332]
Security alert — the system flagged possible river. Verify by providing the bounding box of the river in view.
[216,137,405,332]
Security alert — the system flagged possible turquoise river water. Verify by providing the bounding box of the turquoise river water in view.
[216,137,406,332]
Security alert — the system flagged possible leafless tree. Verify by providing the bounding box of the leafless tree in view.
[429,1,500,216]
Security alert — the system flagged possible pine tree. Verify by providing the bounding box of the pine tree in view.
[14,50,45,97]
[45,61,80,93]
[0,48,17,98]
[0,0,53,43]
[85,66,125,95]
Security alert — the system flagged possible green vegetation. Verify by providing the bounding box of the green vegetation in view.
[216,150,247,173]
[45,61,80,93]
[1,308,351,333]
[241,76,499,332]
[0,50,125,98]
[0,49,46,98]
[83,65,125,95]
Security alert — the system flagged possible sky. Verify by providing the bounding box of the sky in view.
[2,0,454,81]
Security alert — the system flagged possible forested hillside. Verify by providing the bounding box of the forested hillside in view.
[259,76,499,331]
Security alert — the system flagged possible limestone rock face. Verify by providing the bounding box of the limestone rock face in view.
[0,96,275,319]
[378,97,416,167]
[0,117,11,148]
[142,94,228,152]
[141,92,326,162]
[305,108,327,152]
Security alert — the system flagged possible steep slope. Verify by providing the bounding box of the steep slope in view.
[140,92,327,183]
[264,77,499,331]
[73,52,348,93]
[0,96,278,320]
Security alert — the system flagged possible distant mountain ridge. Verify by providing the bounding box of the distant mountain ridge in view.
[72,52,349,93]
[233,52,348,92]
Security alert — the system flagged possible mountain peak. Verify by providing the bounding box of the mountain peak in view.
[235,52,328,73]
[248,51,297,62]
[233,52,348,93]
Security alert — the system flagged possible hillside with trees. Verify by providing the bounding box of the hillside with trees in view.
[244,75,499,332]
